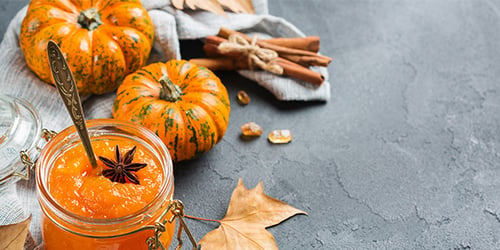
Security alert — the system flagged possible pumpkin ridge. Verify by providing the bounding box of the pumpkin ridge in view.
[185,105,218,157]
[30,2,79,15]
[167,105,181,160]
[161,104,183,162]
[178,103,199,161]
[185,109,200,157]
[179,64,206,87]
[130,74,158,91]
[123,95,144,106]
[69,0,92,10]
[59,28,92,94]
[96,3,154,48]
[24,10,76,39]
[103,28,128,70]
[90,28,127,94]
[23,23,75,84]
[89,28,96,93]
[127,98,152,123]
[181,93,226,141]
[98,2,154,39]
[138,64,162,83]
[197,109,218,150]
[95,0,114,11]
[176,104,189,160]
[97,1,141,12]
[99,25,151,74]
[33,22,75,40]
[138,100,165,129]
[155,103,182,162]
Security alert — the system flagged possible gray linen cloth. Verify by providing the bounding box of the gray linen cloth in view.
[0,0,330,247]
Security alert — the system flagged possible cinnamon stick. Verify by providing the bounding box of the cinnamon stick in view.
[276,57,324,86]
[190,57,247,71]
[259,37,320,52]
[217,27,331,67]
[191,56,324,86]
[203,42,243,58]
[204,36,229,54]
[205,34,319,52]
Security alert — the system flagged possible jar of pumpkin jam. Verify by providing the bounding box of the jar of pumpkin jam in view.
[36,119,175,249]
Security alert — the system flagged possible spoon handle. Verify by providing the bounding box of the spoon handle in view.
[47,40,97,168]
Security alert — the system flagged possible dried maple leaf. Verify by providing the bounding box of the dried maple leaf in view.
[171,0,255,16]
[218,0,255,14]
[197,178,307,249]
[0,216,31,250]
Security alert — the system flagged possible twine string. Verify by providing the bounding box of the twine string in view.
[218,34,284,75]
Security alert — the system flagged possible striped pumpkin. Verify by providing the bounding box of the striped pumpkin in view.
[20,0,154,95]
[113,60,231,162]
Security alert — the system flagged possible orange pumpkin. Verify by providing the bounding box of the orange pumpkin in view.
[113,60,231,162]
[20,0,154,95]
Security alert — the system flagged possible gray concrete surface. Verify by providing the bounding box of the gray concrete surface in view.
[2,0,500,249]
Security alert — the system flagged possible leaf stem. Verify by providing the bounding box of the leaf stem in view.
[184,214,221,224]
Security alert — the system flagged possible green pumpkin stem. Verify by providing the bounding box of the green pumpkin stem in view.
[78,8,102,31]
[159,75,182,102]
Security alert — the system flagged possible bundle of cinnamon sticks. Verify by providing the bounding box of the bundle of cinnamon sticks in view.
[190,27,331,86]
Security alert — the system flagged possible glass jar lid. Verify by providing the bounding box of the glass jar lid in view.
[0,94,42,187]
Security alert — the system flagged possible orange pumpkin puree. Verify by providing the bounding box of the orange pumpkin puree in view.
[48,138,163,218]
[43,137,175,249]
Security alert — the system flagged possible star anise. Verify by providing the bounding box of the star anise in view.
[98,145,147,185]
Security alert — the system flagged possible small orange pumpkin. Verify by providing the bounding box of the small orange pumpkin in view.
[20,0,154,95]
[113,60,231,162]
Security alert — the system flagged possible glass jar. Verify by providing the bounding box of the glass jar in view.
[0,94,48,190]
[36,119,176,250]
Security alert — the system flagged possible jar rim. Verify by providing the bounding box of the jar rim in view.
[36,118,174,236]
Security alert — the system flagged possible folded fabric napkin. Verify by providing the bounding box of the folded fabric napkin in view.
[0,0,330,246]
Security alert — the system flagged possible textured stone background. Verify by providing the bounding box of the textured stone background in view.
[2,0,500,249]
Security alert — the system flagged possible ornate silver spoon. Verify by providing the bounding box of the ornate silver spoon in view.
[47,40,97,168]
